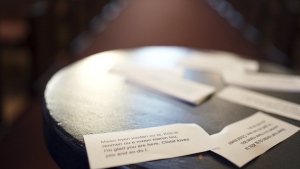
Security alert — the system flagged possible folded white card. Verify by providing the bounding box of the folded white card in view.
[217,86,300,121]
[212,112,299,167]
[84,124,218,169]
[177,51,259,73]
[113,62,215,105]
[222,72,300,92]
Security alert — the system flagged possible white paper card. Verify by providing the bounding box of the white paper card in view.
[126,71,215,105]
[212,112,299,167]
[222,72,300,92]
[177,51,259,73]
[84,124,218,169]
[217,86,300,121]
[110,62,215,105]
[111,62,183,77]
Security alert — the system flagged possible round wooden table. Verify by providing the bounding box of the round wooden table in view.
[43,46,300,169]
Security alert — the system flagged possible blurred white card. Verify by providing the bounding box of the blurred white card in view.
[212,112,299,167]
[126,71,215,105]
[222,72,300,92]
[84,124,218,169]
[111,62,183,77]
[217,86,300,121]
[177,51,259,73]
[113,62,215,105]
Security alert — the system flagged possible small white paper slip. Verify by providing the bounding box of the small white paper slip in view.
[84,123,218,169]
[110,61,215,105]
[177,51,259,73]
[110,62,183,78]
[222,72,300,92]
[217,86,300,121]
[211,112,299,167]
[126,71,215,105]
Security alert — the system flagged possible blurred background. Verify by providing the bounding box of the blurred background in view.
[0,0,300,168]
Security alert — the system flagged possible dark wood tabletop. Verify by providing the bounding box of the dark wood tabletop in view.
[44,46,300,169]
